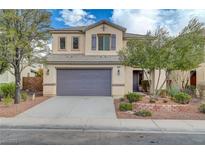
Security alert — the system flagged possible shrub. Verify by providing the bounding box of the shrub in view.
[183,85,196,97]
[119,103,132,111]
[3,96,13,106]
[174,92,191,104]
[167,86,180,97]
[0,83,15,98]
[119,97,125,102]
[134,110,152,117]
[125,92,142,103]
[141,80,150,92]
[158,89,167,98]
[199,104,205,113]
[21,92,28,101]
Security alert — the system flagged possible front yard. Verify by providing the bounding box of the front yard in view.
[0,96,49,117]
[114,92,205,120]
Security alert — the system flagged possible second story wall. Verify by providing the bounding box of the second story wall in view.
[85,24,123,55]
[52,33,85,54]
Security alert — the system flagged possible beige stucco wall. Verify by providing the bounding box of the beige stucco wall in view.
[43,64,155,97]
[85,24,123,55]
[52,33,85,54]
[150,70,166,94]
[196,63,205,85]
[43,64,142,97]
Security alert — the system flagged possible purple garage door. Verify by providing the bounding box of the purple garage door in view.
[57,69,112,96]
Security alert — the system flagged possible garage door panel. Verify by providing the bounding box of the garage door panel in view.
[57,69,111,96]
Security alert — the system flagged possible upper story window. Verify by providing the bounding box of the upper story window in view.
[98,34,110,51]
[59,37,66,50]
[91,34,116,51]
[72,36,79,50]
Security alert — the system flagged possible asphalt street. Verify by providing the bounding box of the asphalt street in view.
[1,129,205,145]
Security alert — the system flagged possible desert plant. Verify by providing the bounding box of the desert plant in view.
[167,86,180,97]
[0,83,15,98]
[21,92,28,102]
[125,92,142,103]
[158,89,167,98]
[3,96,13,106]
[134,110,152,117]
[174,92,191,104]
[119,103,132,111]
[183,85,196,97]
[199,104,205,113]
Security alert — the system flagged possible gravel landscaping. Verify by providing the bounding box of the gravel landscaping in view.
[0,96,50,117]
[114,95,205,120]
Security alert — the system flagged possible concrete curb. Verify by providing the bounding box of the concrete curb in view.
[1,118,205,134]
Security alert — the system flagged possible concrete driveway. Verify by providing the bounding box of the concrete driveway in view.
[17,96,116,119]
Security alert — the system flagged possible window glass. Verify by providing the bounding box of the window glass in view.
[59,37,66,49]
[91,34,96,50]
[72,37,79,49]
[111,34,116,50]
[98,35,110,50]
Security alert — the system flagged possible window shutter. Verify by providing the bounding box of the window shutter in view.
[111,34,116,50]
[91,34,96,50]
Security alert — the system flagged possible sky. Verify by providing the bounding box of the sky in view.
[50,9,205,35]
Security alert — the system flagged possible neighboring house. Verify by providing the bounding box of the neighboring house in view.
[0,64,43,86]
[44,20,166,97]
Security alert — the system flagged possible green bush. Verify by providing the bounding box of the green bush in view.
[119,103,132,111]
[21,92,28,101]
[125,92,142,103]
[199,104,205,113]
[3,96,13,106]
[134,110,152,117]
[174,92,191,104]
[167,86,180,97]
[0,83,15,98]
[183,85,196,96]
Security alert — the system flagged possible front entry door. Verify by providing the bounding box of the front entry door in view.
[133,71,139,92]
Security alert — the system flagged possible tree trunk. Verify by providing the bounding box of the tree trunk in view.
[14,48,21,104]
[14,70,21,104]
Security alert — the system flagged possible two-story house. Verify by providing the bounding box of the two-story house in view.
[43,20,165,97]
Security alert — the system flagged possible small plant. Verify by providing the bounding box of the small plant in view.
[183,85,196,97]
[119,103,132,111]
[167,86,180,97]
[158,89,167,98]
[3,96,13,106]
[199,104,205,113]
[134,110,152,117]
[174,92,191,104]
[149,97,157,103]
[125,92,142,103]
[119,97,125,102]
[0,83,15,98]
[21,92,28,102]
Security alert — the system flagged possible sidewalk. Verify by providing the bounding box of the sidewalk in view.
[1,117,205,134]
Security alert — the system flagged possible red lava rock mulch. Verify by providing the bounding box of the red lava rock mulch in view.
[0,96,50,117]
[114,96,205,120]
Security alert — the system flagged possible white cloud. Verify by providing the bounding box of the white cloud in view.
[111,10,161,35]
[57,9,96,26]
[111,9,205,35]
